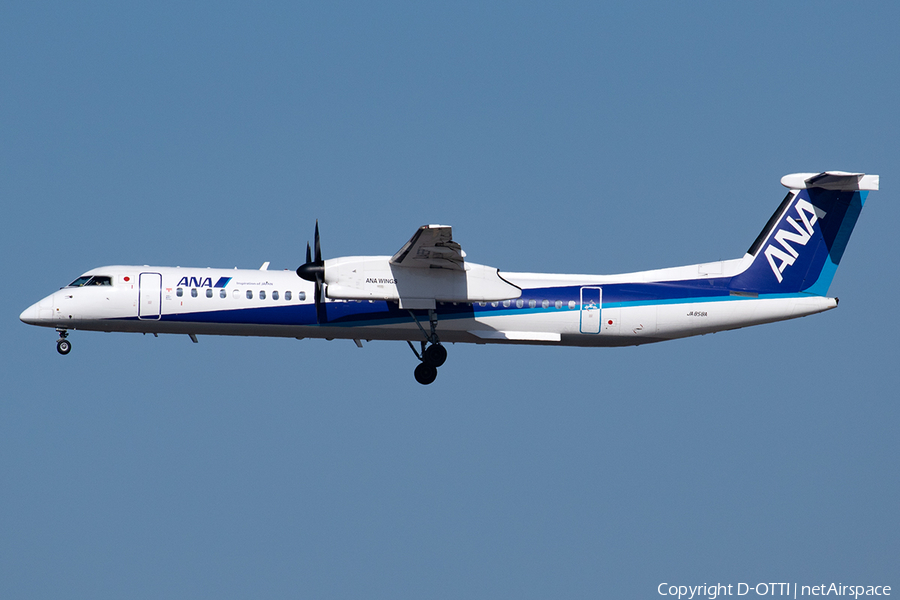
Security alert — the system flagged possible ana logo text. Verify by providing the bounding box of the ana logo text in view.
[176,276,233,288]
[764,199,825,283]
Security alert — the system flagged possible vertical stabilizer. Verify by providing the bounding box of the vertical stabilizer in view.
[729,172,877,296]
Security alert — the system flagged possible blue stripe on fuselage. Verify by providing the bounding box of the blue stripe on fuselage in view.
[110,276,811,328]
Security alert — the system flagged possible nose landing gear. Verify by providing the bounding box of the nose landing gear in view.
[56,329,71,355]
[407,309,447,385]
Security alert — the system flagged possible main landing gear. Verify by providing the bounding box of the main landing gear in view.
[407,309,447,385]
[56,329,71,355]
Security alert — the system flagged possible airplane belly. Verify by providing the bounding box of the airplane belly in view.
[618,305,658,337]
[656,300,769,339]
[472,308,579,339]
[654,297,837,340]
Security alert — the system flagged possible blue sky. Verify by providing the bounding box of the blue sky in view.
[2,2,898,598]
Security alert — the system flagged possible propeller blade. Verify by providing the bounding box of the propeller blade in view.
[314,220,322,263]
[314,279,326,324]
[306,242,311,265]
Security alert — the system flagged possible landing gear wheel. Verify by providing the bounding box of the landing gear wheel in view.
[414,363,438,385]
[422,343,447,367]
[56,339,72,355]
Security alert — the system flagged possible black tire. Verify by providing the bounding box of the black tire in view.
[422,343,447,367]
[57,339,72,355]
[414,363,438,385]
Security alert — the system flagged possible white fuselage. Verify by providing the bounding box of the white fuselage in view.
[20,261,837,348]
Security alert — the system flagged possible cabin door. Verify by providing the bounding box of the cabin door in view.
[138,272,162,320]
[579,286,602,334]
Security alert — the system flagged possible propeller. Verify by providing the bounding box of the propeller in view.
[296,221,327,323]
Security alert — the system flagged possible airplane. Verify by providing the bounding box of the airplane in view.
[20,171,878,384]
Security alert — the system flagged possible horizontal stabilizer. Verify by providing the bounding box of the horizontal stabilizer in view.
[781,171,879,191]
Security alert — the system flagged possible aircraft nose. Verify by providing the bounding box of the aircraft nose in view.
[20,293,54,326]
[20,302,41,325]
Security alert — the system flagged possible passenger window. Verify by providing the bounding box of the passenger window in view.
[176,288,183,297]
[528,299,536,308]
[516,299,524,308]
[246,290,253,300]
[233,290,240,299]
[542,300,549,309]
[206,289,213,298]
[503,300,511,308]
[191,288,198,298]
[220,289,227,298]
[273,291,279,300]
[285,291,292,301]
[298,291,306,301]
[260,290,266,300]
[568,300,576,309]
[491,302,498,307]
[555,300,562,309]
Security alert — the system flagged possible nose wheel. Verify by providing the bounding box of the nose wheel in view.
[56,330,71,355]
[407,309,447,385]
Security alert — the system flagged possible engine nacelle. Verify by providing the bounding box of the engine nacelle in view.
[324,256,521,309]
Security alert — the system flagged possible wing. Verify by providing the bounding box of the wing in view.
[390,225,466,270]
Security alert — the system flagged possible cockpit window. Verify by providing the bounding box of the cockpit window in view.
[67,276,93,287]
[67,275,112,287]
